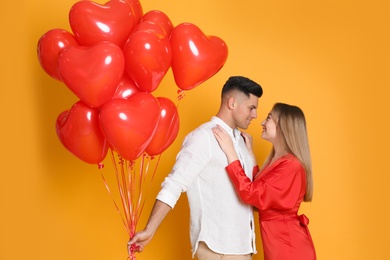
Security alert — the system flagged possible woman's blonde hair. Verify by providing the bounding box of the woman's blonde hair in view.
[263,103,313,202]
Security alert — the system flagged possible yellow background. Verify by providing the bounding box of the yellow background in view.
[1,0,389,259]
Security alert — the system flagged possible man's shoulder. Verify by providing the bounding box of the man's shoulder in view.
[188,119,214,132]
[184,120,214,139]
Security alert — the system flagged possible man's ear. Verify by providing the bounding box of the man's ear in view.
[228,97,236,109]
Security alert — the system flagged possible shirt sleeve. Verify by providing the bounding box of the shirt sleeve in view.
[157,129,212,208]
[225,158,305,211]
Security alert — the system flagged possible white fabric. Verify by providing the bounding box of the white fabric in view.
[157,117,256,257]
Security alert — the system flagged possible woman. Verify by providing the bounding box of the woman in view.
[212,103,316,260]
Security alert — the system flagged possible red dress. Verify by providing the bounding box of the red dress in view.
[226,154,316,260]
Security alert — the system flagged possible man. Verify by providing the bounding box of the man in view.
[129,76,263,259]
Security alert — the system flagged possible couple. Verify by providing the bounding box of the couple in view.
[128,76,316,260]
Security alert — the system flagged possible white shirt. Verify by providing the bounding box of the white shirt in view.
[157,117,256,257]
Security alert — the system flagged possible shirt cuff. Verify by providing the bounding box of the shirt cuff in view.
[156,188,179,209]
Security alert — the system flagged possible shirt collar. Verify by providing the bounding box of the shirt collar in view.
[211,116,241,140]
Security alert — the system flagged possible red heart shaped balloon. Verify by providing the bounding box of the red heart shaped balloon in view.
[170,23,228,90]
[121,0,143,24]
[123,29,171,92]
[69,0,135,47]
[99,92,160,161]
[112,74,140,99]
[145,97,179,156]
[37,29,78,81]
[58,42,125,108]
[56,101,109,164]
[132,20,168,39]
[140,10,174,37]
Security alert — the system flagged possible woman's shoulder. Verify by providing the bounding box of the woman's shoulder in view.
[281,154,304,170]
[269,154,303,171]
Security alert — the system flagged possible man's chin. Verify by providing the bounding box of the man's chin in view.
[239,124,250,130]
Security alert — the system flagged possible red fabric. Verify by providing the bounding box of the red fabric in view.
[226,154,316,260]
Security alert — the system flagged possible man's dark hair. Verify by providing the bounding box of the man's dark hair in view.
[221,76,263,98]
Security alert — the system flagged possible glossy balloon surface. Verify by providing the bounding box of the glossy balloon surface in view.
[170,23,228,90]
[69,0,135,47]
[56,101,109,164]
[99,92,160,160]
[146,97,179,156]
[58,42,125,108]
[37,29,78,81]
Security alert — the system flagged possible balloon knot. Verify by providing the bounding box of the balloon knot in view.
[177,89,185,100]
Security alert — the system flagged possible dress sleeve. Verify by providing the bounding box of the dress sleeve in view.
[225,158,305,210]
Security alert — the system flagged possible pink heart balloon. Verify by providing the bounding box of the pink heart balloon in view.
[69,0,136,47]
[99,92,160,161]
[58,42,125,108]
[170,23,228,90]
[56,101,109,164]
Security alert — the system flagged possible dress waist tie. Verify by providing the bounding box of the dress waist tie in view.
[260,213,312,239]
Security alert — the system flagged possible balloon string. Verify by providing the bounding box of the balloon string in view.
[127,159,136,233]
[99,165,128,233]
[120,158,132,230]
[138,154,145,199]
[131,160,137,229]
[110,149,131,235]
[120,154,134,234]
[136,154,162,221]
[135,154,146,222]
[101,149,163,256]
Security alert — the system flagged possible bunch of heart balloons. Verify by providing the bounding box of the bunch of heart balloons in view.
[37,0,228,165]
[37,0,227,258]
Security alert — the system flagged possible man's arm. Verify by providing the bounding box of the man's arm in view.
[128,128,211,253]
[128,199,171,253]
